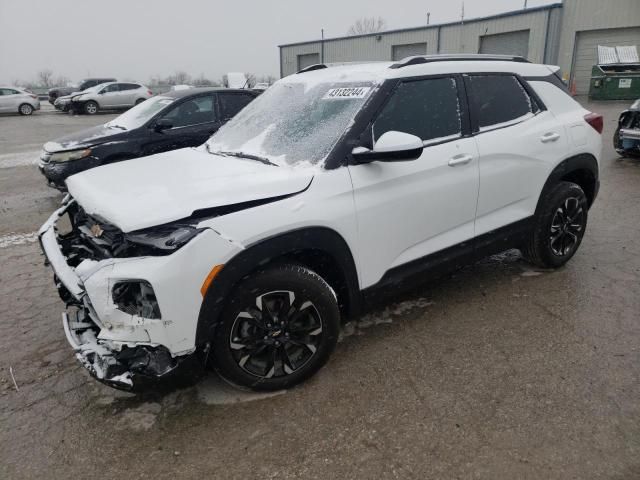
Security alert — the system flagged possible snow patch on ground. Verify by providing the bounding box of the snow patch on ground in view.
[197,373,286,405]
[0,232,39,249]
[339,297,434,342]
[0,151,40,169]
[114,402,162,431]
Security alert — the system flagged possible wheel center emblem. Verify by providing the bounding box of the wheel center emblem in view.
[271,329,282,337]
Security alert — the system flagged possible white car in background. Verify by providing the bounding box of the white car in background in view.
[0,86,40,115]
[69,82,153,114]
[39,55,602,392]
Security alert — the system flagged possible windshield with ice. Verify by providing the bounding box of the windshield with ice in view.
[106,96,174,130]
[206,81,375,166]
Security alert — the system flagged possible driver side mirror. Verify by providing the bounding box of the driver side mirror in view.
[351,131,423,164]
[154,118,173,132]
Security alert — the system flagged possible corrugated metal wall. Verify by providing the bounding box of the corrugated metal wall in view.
[280,7,557,77]
[280,0,640,91]
[557,0,640,86]
[438,8,549,60]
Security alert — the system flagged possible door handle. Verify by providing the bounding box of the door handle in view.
[540,132,560,143]
[448,154,473,167]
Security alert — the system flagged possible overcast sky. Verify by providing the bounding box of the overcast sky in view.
[0,0,556,85]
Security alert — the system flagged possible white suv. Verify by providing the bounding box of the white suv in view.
[39,55,602,392]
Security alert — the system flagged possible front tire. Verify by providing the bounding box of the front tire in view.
[211,264,340,391]
[84,101,99,115]
[522,181,588,269]
[18,103,34,115]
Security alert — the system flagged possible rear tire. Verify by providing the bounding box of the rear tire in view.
[18,103,34,115]
[84,101,99,115]
[135,98,146,105]
[211,264,340,391]
[522,181,588,269]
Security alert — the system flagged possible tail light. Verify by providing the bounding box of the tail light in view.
[29,94,38,99]
[148,90,153,96]
[584,112,603,134]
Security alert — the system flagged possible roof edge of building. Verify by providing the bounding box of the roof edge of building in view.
[278,2,563,48]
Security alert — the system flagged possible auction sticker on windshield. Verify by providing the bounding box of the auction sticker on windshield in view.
[323,87,371,100]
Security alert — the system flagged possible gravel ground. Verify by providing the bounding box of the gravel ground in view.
[0,98,638,479]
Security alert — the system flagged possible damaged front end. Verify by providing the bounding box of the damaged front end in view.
[62,305,199,391]
[616,103,640,157]
[39,199,208,392]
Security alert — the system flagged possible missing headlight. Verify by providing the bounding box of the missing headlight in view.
[124,225,205,255]
[112,281,161,319]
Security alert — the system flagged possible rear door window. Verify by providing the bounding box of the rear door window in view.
[119,83,140,91]
[467,74,539,131]
[102,84,120,93]
[218,93,254,119]
[161,95,217,128]
[373,77,462,143]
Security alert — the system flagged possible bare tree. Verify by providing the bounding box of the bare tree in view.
[37,69,54,88]
[244,73,256,88]
[347,17,386,36]
[192,73,220,87]
[256,75,276,86]
[221,75,229,88]
[164,71,191,86]
[53,75,70,87]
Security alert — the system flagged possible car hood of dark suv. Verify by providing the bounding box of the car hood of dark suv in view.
[65,147,314,232]
[43,124,129,153]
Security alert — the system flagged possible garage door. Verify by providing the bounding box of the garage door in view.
[572,27,640,94]
[392,42,427,61]
[297,53,320,71]
[479,30,530,58]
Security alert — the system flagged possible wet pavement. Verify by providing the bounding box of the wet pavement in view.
[0,99,639,479]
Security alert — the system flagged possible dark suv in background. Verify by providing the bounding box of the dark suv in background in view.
[39,87,259,189]
[48,77,116,105]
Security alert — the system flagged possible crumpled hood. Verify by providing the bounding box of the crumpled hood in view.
[65,147,314,232]
[44,124,125,152]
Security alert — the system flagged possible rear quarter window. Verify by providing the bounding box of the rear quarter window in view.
[528,80,584,116]
[468,74,539,131]
[219,93,254,119]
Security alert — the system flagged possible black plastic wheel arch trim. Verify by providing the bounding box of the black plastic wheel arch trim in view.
[195,227,362,346]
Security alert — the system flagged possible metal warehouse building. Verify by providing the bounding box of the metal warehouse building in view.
[279,0,640,95]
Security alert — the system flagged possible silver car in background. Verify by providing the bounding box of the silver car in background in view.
[69,82,153,114]
[0,86,41,115]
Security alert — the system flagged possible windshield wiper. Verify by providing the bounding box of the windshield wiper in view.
[107,124,127,130]
[206,145,278,167]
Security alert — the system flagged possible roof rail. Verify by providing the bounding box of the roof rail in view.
[297,64,328,74]
[389,54,530,69]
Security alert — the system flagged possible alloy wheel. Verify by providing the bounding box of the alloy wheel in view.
[549,196,584,256]
[20,104,33,115]
[229,290,323,379]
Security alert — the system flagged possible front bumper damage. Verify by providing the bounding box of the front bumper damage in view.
[61,307,201,390]
[39,202,205,391]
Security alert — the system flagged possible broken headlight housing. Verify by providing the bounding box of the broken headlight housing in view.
[124,225,205,255]
[49,148,92,162]
[112,281,161,319]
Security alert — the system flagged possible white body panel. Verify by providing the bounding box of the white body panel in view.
[39,59,602,369]
[348,138,480,288]
[473,110,568,235]
[66,148,313,232]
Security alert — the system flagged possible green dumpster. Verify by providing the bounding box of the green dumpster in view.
[589,64,640,100]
